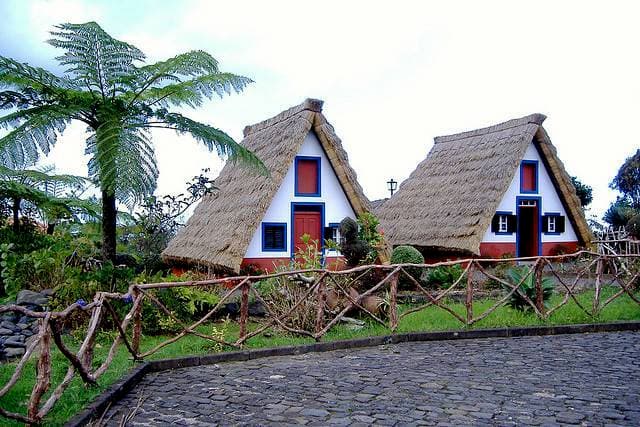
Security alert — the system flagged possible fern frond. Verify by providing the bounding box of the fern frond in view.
[0,111,73,169]
[48,22,144,97]
[130,50,221,90]
[0,56,76,92]
[154,112,267,175]
[138,73,253,108]
[87,119,158,207]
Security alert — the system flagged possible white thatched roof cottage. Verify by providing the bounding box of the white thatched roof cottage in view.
[376,114,592,260]
[162,99,373,273]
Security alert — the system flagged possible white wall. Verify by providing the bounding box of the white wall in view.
[244,131,356,258]
[482,142,578,243]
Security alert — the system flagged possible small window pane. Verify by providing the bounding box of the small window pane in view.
[548,216,556,233]
[498,215,508,233]
[263,224,286,251]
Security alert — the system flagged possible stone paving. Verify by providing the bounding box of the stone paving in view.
[103,331,640,426]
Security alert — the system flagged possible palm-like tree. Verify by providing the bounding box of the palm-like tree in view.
[0,165,98,233]
[0,22,263,261]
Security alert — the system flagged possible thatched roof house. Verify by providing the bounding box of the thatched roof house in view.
[162,98,373,272]
[376,113,592,259]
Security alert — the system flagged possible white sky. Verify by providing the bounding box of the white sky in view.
[1,0,639,221]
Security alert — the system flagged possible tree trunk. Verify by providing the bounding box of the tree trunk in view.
[12,197,20,232]
[46,223,56,235]
[102,190,117,263]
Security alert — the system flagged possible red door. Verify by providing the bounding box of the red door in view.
[293,211,322,255]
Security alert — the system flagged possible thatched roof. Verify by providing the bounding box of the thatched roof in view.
[376,113,592,255]
[162,98,373,271]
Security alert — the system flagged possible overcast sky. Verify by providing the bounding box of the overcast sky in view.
[1,0,638,221]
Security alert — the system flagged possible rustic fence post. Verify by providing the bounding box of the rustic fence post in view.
[465,262,474,325]
[534,260,545,318]
[27,315,52,422]
[315,277,326,339]
[389,269,399,332]
[239,280,250,343]
[131,287,142,356]
[593,256,604,316]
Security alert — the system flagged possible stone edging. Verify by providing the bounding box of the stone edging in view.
[66,321,640,426]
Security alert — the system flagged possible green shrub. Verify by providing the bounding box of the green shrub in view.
[357,212,384,263]
[505,266,554,311]
[425,264,465,289]
[390,245,424,288]
[339,217,370,267]
[628,214,640,239]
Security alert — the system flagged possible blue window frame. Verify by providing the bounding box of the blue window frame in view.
[294,156,321,197]
[262,222,287,252]
[520,160,539,194]
[543,212,563,235]
[493,211,515,235]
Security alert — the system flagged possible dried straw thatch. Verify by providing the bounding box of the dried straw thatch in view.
[376,113,592,255]
[162,99,373,272]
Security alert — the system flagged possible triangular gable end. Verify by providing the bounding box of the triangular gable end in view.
[243,130,357,264]
[480,140,581,257]
[162,99,375,272]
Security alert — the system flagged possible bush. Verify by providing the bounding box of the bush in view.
[424,264,465,290]
[505,266,554,311]
[390,245,424,288]
[628,214,640,239]
[339,217,370,267]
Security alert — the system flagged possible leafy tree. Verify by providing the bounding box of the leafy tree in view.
[0,165,96,233]
[570,176,593,208]
[603,196,637,227]
[0,22,264,261]
[122,169,217,272]
[611,149,640,210]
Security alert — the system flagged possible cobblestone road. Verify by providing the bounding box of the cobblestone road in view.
[104,332,640,426]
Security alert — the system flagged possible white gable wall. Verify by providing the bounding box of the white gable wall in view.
[482,142,578,243]
[244,131,356,258]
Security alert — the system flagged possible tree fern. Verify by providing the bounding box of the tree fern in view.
[0,21,262,260]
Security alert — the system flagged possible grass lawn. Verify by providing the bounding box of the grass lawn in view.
[0,287,638,426]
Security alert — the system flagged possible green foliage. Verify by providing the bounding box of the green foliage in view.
[425,265,465,290]
[339,217,370,267]
[121,169,216,273]
[295,233,323,270]
[570,176,593,208]
[356,212,384,264]
[604,196,637,227]
[390,245,424,288]
[141,285,221,335]
[610,148,640,210]
[627,214,640,239]
[0,228,79,296]
[505,266,554,311]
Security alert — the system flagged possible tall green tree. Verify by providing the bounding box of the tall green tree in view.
[570,176,593,208]
[0,22,264,261]
[610,149,640,210]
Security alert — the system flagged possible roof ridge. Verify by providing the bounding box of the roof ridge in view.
[243,98,324,137]
[434,113,546,144]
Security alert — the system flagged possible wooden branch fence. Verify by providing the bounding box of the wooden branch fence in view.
[1,250,639,424]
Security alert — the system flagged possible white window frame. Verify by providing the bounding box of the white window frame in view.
[547,216,556,233]
[498,215,509,233]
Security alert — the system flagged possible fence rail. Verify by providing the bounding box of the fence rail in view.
[0,250,639,424]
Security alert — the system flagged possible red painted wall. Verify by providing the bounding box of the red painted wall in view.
[479,241,579,258]
[479,242,517,259]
